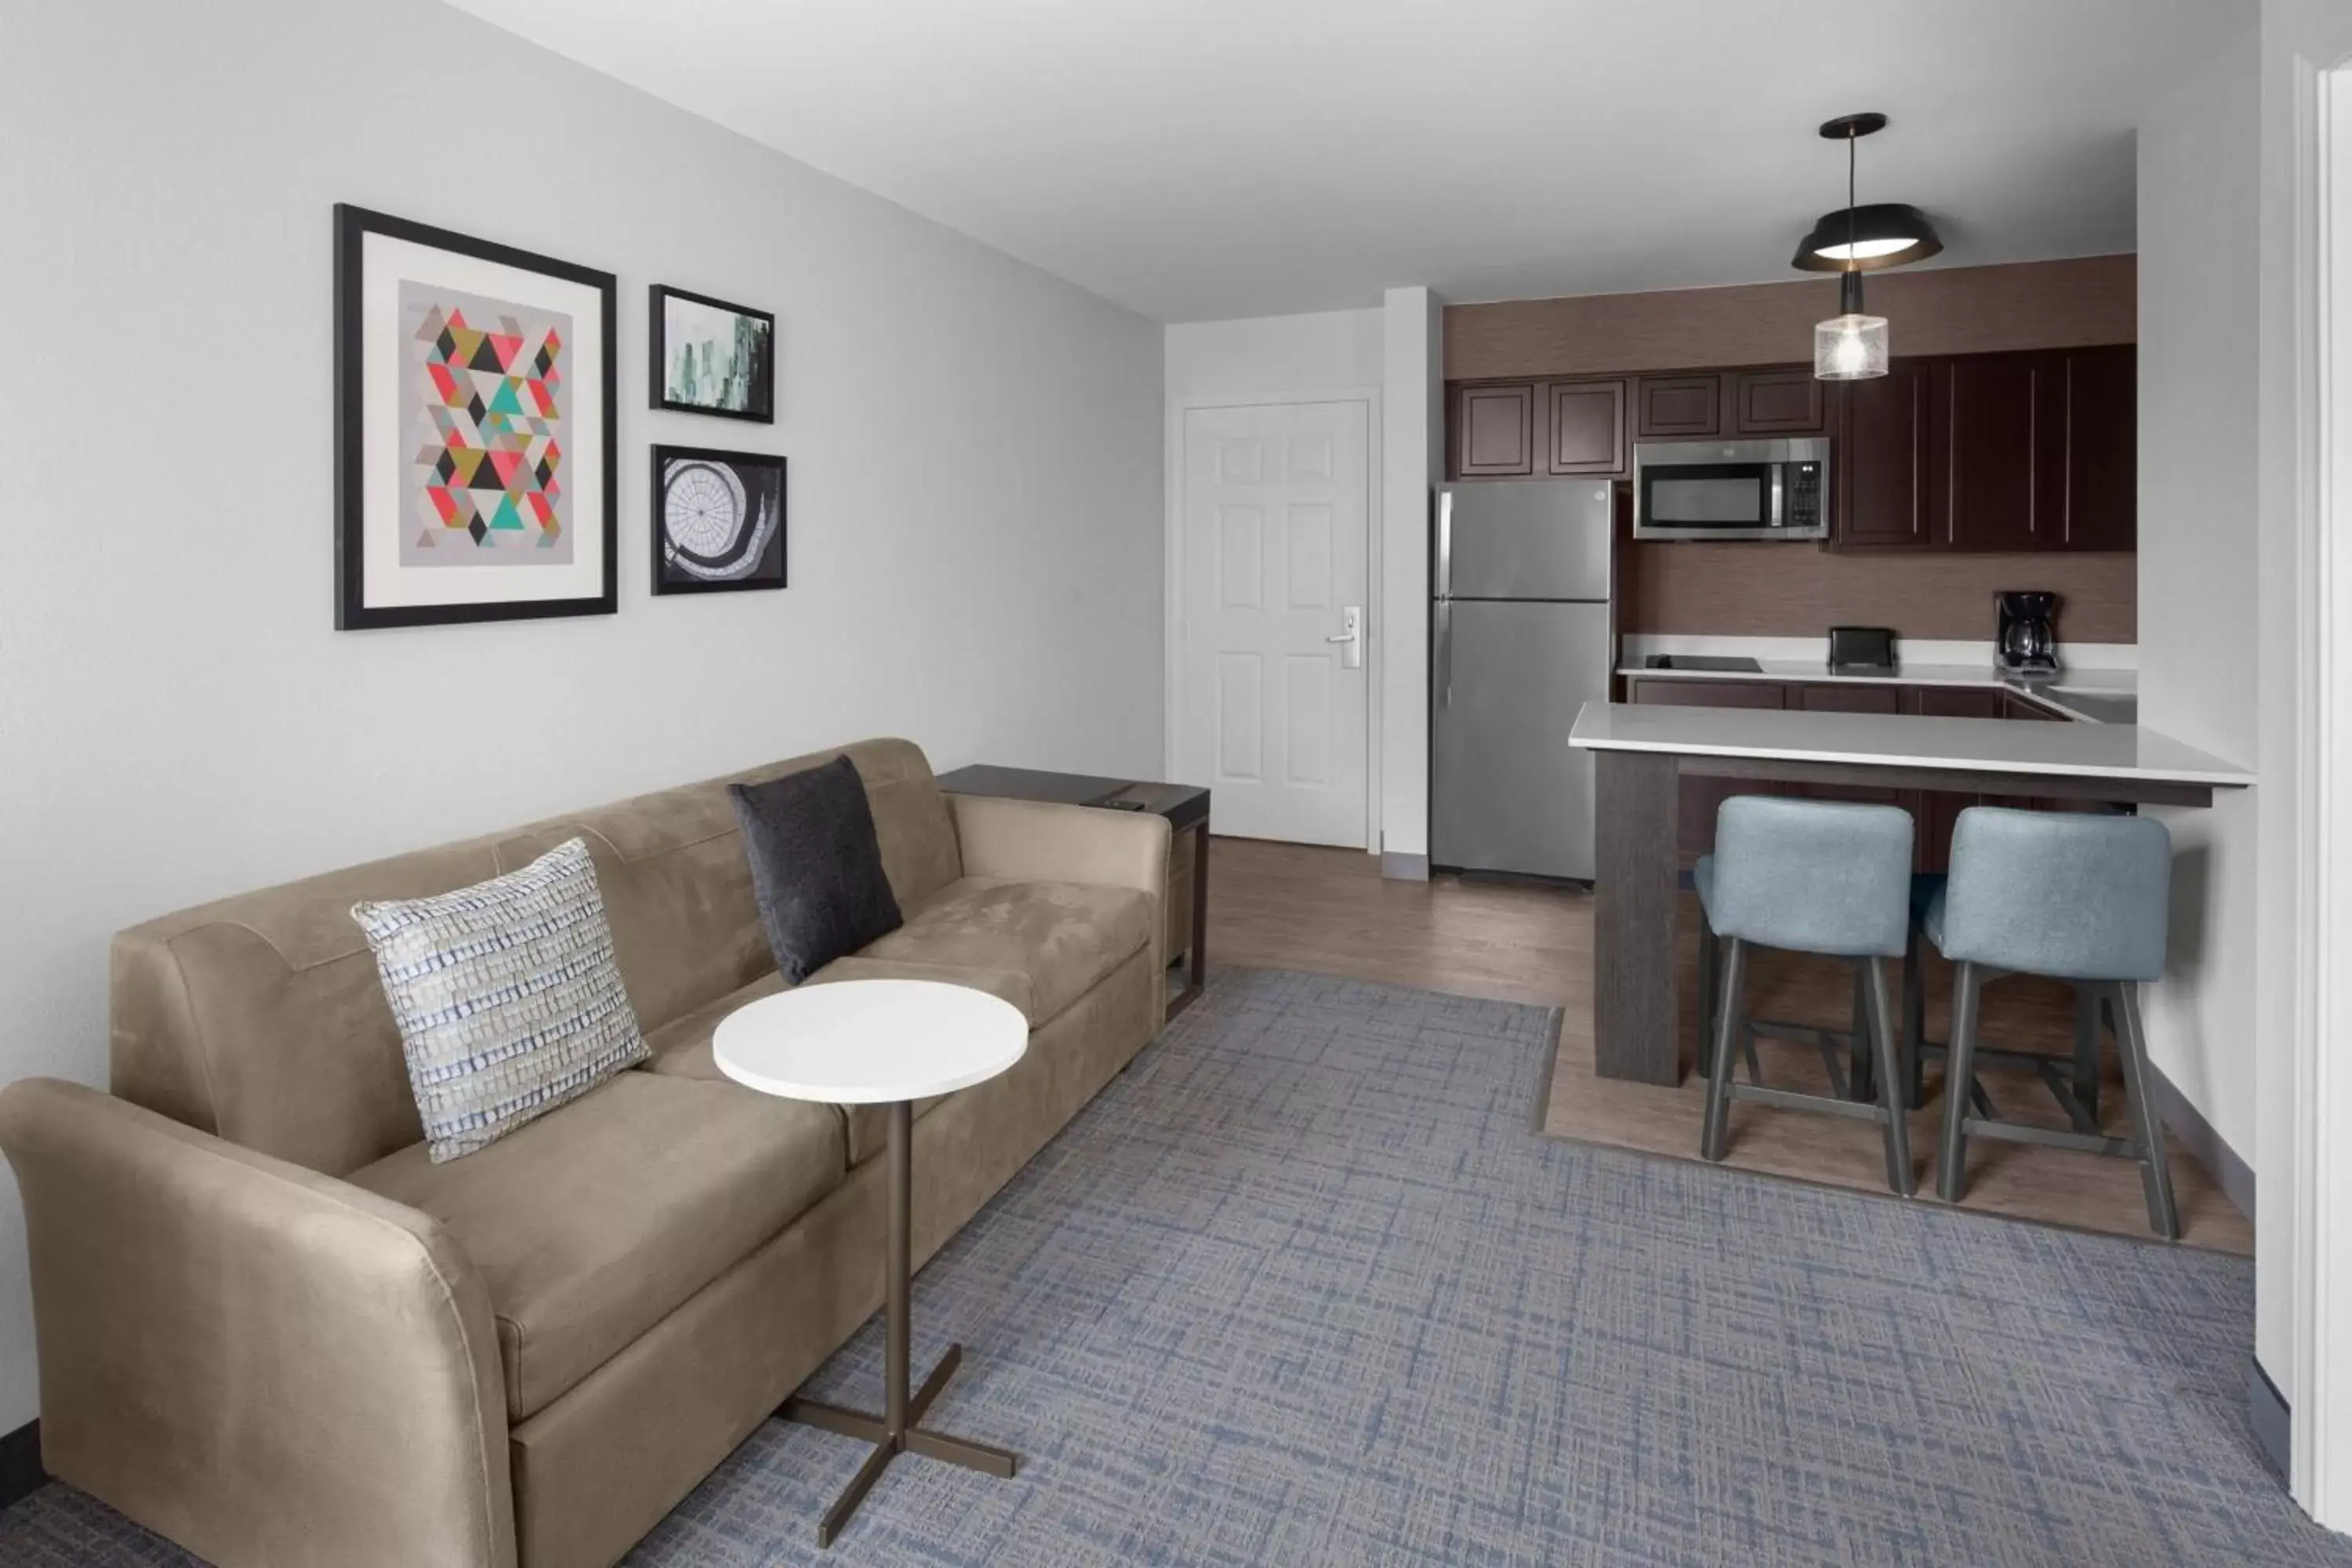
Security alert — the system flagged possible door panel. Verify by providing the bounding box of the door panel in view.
[1433,600,1612,879]
[1730,368,1827,434]
[1548,379,1628,476]
[1439,481,1613,600]
[1636,376,1720,438]
[2059,345,2136,550]
[1626,677,1786,867]
[1454,383,1536,477]
[1836,359,1935,546]
[1180,401,1371,847]
[1945,354,2045,549]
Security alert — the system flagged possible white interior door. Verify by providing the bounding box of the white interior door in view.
[1178,401,1370,848]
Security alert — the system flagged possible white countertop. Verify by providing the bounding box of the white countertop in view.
[1568,701,2253,787]
[1620,660,2136,723]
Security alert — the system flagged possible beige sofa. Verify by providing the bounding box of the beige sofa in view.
[0,739,1167,1568]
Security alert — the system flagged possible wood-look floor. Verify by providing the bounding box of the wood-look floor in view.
[1204,835,2252,1254]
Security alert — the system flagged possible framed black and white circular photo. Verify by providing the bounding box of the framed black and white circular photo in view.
[651,444,786,594]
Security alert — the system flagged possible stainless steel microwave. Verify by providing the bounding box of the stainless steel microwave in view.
[1632,437,1829,541]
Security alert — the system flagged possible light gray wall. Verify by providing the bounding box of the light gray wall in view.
[1379,288,1439,863]
[2252,0,2352,1418]
[2135,16,2263,1190]
[1163,308,1385,399]
[0,0,1163,1432]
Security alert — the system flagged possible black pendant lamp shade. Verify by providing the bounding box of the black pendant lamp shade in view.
[1792,201,1943,272]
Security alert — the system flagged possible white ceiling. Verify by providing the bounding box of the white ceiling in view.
[447,0,2246,324]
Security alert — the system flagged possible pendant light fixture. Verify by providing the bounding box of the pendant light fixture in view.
[1809,113,1902,383]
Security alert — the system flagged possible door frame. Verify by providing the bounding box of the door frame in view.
[1166,389,1385,851]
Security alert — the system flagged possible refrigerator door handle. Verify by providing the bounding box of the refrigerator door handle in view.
[1435,599,1453,707]
[1435,490,1454,599]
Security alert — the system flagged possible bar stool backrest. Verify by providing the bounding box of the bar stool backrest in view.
[1941,806,2172,981]
[1708,795,1914,958]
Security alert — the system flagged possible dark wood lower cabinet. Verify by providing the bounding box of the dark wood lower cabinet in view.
[1627,677,2081,872]
[1623,677,1784,869]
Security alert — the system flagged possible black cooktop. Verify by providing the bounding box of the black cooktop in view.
[1643,654,1764,673]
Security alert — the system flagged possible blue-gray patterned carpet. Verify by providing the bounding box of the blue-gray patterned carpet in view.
[2,967,2342,1566]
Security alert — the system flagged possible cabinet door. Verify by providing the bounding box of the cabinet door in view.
[2055,344,2136,551]
[1730,367,1826,435]
[1793,684,1904,805]
[1635,375,1720,438]
[1548,379,1628,477]
[1910,687,2003,869]
[1454,383,1536,477]
[1628,677,1784,867]
[1944,354,2049,550]
[1835,358,1936,546]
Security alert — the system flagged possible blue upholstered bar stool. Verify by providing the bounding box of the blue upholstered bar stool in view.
[1922,806,2178,1239]
[1698,795,1917,1195]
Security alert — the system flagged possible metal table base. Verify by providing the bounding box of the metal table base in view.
[779,1099,1018,1547]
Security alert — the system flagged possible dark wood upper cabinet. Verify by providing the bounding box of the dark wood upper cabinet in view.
[1835,359,1936,547]
[1548,379,1628,476]
[1729,368,1827,435]
[1454,383,1536,477]
[2054,345,2136,550]
[1943,353,2048,551]
[1448,345,2132,551]
[1635,375,1720,438]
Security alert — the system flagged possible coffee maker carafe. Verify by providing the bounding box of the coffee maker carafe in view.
[1997,591,2059,675]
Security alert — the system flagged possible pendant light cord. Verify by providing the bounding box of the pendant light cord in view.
[1842,128,1861,315]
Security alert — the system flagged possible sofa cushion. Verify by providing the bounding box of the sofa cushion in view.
[863,877,1152,1027]
[641,958,1032,1167]
[347,1070,844,1421]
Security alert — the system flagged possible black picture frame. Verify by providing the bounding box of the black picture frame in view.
[651,444,788,595]
[334,204,619,630]
[650,284,776,423]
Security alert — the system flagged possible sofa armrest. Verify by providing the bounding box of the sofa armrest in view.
[949,793,1171,898]
[0,1078,516,1568]
[950,793,1172,987]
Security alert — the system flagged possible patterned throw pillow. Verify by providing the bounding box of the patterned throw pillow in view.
[352,837,647,1162]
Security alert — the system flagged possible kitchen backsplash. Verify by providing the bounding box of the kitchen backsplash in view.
[1619,544,2136,643]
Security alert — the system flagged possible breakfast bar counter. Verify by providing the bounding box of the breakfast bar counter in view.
[1567,701,2254,1087]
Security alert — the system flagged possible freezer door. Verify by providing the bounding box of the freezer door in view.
[1432,598,1611,880]
[1438,480,1613,600]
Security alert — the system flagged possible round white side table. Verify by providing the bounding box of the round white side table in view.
[713,978,1027,1547]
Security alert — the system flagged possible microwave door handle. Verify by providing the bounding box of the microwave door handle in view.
[1769,464,1785,530]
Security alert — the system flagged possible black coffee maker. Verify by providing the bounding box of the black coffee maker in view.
[1997,591,2060,675]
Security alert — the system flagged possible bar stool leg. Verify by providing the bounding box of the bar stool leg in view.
[1903,927,1926,1112]
[1863,956,1913,1196]
[1936,960,1984,1203]
[2112,981,2181,1240]
[2072,985,2103,1125]
[1700,938,1747,1163]
[1697,913,1719,1076]
[1848,964,1875,1104]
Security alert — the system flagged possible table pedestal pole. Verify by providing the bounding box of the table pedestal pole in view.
[779,1099,1018,1547]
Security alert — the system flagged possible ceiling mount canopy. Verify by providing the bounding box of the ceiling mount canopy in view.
[1791,113,1944,274]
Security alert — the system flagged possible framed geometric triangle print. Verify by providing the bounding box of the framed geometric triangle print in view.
[333,204,618,630]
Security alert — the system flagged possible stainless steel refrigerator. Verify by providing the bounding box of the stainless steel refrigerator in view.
[1432,480,1615,880]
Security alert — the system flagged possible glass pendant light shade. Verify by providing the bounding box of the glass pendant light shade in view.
[1815,311,1889,380]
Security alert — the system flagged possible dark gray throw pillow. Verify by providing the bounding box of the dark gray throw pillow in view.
[728,755,904,983]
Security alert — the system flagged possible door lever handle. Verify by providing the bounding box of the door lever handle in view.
[1327,606,1363,669]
